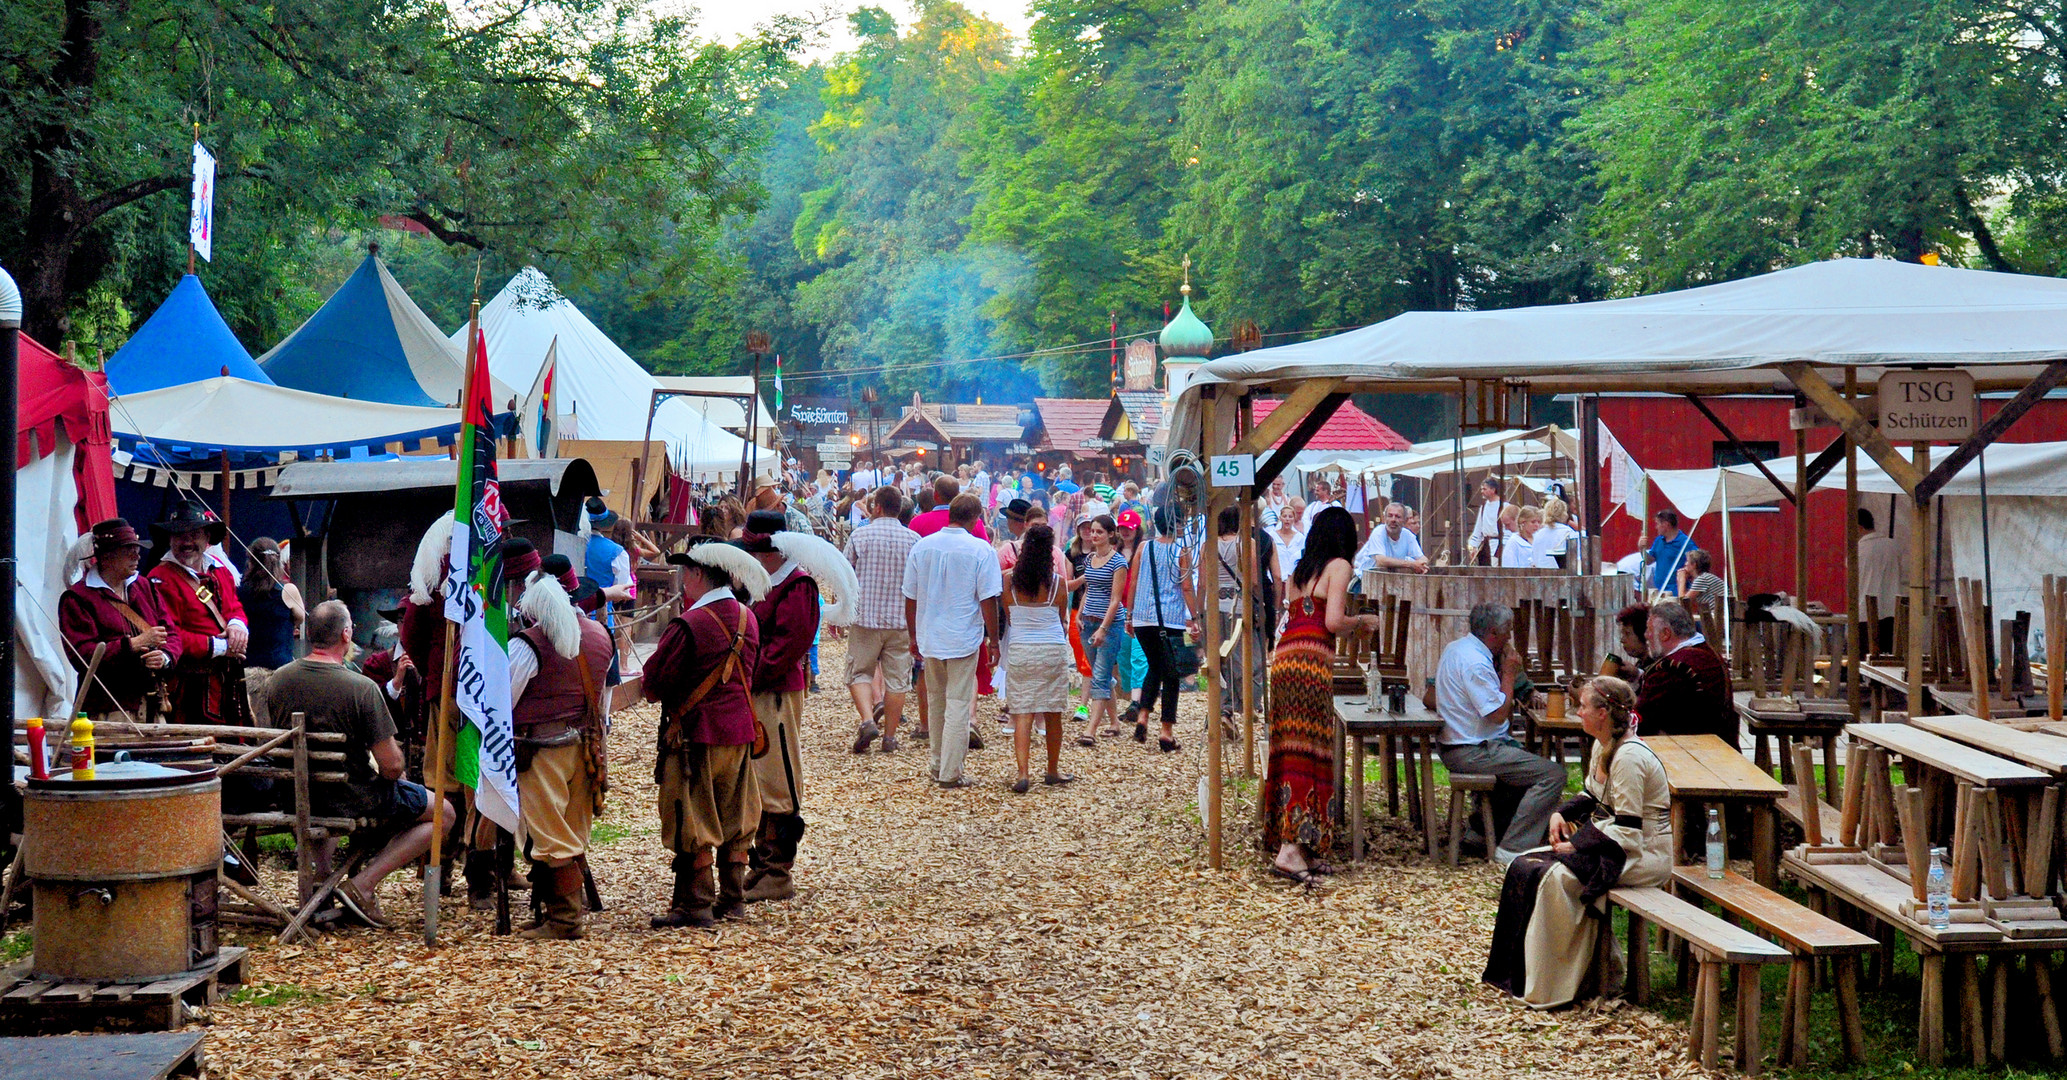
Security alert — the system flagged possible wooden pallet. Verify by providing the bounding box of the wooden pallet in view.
[0,947,246,1033]
[0,1031,205,1078]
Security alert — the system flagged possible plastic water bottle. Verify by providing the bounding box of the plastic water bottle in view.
[1705,809,1725,879]
[1926,847,1951,929]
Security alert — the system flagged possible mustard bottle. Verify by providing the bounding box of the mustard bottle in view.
[69,715,95,780]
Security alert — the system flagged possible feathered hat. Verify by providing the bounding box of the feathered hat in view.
[668,537,770,602]
[769,530,859,627]
[516,572,582,659]
[409,511,456,606]
[67,518,145,582]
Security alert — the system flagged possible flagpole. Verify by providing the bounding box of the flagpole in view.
[187,122,199,276]
[424,297,480,946]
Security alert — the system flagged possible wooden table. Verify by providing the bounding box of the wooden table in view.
[1734,690,1846,805]
[0,1032,204,1078]
[1926,685,2047,720]
[1334,695,1447,861]
[1910,714,2067,776]
[1783,851,2067,1066]
[1645,734,1788,887]
[1858,662,1909,718]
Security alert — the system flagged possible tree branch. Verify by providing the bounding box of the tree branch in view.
[82,173,187,220]
[1953,184,2019,273]
[405,204,489,249]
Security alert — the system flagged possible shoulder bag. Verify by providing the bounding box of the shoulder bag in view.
[1147,542,1200,677]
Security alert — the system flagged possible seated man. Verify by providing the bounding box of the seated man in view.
[1634,599,1735,744]
[1354,501,1428,575]
[1434,603,1569,867]
[265,599,454,928]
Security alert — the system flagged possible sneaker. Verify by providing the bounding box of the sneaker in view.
[851,719,882,754]
[968,730,985,751]
[879,735,900,754]
[1074,706,1090,721]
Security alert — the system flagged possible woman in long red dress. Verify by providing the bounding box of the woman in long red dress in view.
[1266,507,1380,885]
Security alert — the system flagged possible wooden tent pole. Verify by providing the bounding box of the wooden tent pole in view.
[1845,368,1862,721]
[1907,442,1930,711]
[1794,421,1808,603]
[1200,387,1224,871]
[1238,393,1258,780]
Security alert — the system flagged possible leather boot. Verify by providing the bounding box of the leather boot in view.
[650,853,717,929]
[464,850,497,912]
[742,862,794,903]
[714,860,748,920]
[518,864,585,939]
[518,860,550,931]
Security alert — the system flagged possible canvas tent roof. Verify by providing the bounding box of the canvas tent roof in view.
[109,376,467,457]
[1170,258,2067,450]
[462,270,753,480]
[260,252,509,407]
[1649,441,2067,518]
[1301,425,1578,479]
[105,274,273,393]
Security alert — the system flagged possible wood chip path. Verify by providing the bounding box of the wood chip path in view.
[201,638,1701,1078]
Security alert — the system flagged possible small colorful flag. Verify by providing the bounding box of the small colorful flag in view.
[773,354,784,414]
[189,142,216,263]
[525,337,559,458]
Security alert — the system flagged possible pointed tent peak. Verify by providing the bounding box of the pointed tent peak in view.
[105,275,273,394]
[504,265,568,311]
[259,251,491,407]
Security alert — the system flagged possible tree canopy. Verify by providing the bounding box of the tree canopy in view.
[11,0,2067,410]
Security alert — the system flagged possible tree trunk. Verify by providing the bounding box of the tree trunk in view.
[20,0,106,344]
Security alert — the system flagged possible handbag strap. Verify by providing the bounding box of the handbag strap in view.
[1147,540,1168,628]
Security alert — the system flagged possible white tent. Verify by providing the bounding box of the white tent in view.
[461,269,752,480]
[16,433,82,720]
[649,376,776,442]
[1170,258,2067,449]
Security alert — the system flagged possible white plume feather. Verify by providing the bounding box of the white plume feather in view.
[517,572,582,659]
[63,532,96,585]
[771,530,859,626]
[1766,602,1819,638]
[690,542,770,603]
[409,511,455,606]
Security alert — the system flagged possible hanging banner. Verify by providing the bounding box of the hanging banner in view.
[189,142,216,263]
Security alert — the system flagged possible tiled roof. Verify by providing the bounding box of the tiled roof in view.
[888,401,1026,444]
[1030,398,1109,454]
[1099,391,1165,442]
[1250,398,1410,451]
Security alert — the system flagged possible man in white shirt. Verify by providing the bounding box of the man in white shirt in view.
[1856,507,1903,653]
[1354,501,1428,574]
[1301,475,1340,529]
[1433,603,1567,866]
[903,493,1001,787]
[1467,477,1508,564]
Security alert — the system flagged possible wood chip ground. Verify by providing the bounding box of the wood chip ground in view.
[200,637,1702,1078]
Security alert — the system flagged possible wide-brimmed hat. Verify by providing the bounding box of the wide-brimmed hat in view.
[737,509,789,553]
[1004,498,1032,521]
[155,502,226,543]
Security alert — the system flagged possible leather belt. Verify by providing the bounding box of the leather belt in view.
[515,721,584,747]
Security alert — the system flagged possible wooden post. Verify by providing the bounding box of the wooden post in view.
[291,712,313,906]
[1238,394,1259,779]
[1201,387,1224,871]
[1845,368,1862,722]
[1907,442,1930,711]
[1580,395,1603,575]
[1794,422,1808,605]
[2047,574,2063,722]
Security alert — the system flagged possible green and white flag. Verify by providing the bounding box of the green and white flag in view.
[444,324,520,831]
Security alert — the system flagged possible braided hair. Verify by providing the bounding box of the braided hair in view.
[1583,675,1638,784]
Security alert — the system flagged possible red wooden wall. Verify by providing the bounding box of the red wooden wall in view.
[1593,396,2067,608]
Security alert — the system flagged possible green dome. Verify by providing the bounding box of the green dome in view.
[1159,295,1214,358]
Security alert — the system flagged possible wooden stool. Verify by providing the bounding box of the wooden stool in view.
[1447,773,1499,866]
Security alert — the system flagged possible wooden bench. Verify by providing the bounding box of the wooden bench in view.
[1444,774,1497,866]
[1672,867,1877,1068]
[1608,885,1791,1073]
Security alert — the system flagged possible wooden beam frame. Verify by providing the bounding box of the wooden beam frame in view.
[1686,394,1798,505]
[1252,393,1349,491]
[1914,360,2067,502]
[1230,378,1345,458]
[1781,363,1925,494]
[1802,436,1848,490]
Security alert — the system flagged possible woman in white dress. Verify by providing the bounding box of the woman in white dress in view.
[1482,676,1672,1008]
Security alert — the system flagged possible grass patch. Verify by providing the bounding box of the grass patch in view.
[0,931,30,964]
[590,820,636,846]
[1360,754,1589,795]
[256,833,297,856]
[229,982,330,1007]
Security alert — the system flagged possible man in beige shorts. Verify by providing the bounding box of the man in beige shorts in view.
[842,485,919,753]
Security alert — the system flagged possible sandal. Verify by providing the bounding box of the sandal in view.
[1307,861,1341,876]
[1158,737,1180,753]
[1133,722,1148,743]
[1043,772,1076,786]
[1269,865,1320,889]
[1076,735,1097,748]
[1010,777,1032,794]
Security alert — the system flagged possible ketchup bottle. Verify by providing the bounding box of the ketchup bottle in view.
[25,717,49,780]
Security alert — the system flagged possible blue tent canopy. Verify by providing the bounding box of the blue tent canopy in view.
[104,275,274,394]
[258,253,470,407]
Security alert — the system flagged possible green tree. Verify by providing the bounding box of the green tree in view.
[2,0,783,346]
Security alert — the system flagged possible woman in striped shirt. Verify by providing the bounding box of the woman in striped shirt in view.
[1071,515,1128,746]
